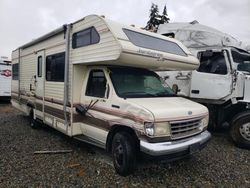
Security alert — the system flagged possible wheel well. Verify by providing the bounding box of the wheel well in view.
[106,125,139,152]
[231,110,250,125]
[205,102,247,129]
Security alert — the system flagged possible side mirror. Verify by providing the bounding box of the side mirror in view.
[164,75,169,80]
[172,84,179,94]
[75,104,87,115]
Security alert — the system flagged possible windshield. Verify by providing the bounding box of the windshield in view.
[232,49,250,72]
[109,67,175,98]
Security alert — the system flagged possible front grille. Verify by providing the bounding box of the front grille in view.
[170,118,202,140]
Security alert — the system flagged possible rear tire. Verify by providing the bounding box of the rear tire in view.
[230,112,250,149]
[111,132,137,176]
[29,109,38,129]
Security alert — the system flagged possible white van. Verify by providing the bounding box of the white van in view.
[0,56,11,101]
[11,15,211,175]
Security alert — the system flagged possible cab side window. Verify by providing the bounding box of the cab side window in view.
[86,70,107,98]
[197,52,227,75]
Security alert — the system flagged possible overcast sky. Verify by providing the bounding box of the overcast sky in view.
[0,0,250,57]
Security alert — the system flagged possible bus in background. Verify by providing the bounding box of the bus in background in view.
[0,56,12,102]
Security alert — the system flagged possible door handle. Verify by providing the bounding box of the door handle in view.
[191,90,200,94]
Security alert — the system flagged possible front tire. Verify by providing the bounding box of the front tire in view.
[111,132,137,176]
[230,112,250,149]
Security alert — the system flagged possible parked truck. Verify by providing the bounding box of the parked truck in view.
[12,15,211,175]
[157,21,250,149]
[0,56,11,101]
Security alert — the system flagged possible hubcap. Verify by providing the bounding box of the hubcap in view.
[114,140,124,166]
[240,123,250,141]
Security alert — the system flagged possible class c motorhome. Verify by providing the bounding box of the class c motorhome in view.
[11,15,211,175]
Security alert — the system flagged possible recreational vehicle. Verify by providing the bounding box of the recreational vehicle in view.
[157,22,250,149]
[11,15,211,175]
[0,56,11,101]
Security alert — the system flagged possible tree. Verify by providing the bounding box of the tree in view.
[145,3,170,32]
[145,3,161,31]
[161,5,170,24]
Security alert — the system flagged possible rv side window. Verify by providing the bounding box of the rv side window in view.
[37,56,42,77]
[46,52,65,82]
[12,63,19,80]
[123,28,187,56]
[72,27,100,49]
[197,52,227,75]
[86,70,107,98]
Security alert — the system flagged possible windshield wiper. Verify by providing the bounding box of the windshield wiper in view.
[120,91,156,98]
[154,91,177,97]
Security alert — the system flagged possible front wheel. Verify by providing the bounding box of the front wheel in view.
[230,112,250,149]
[111,132,137,176]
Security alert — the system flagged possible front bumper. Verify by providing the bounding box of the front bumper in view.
[140,131,211,156]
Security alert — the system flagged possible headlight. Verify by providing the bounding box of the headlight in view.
[144,122,154,136]
[144,122,171,137]
[200,115,209,129]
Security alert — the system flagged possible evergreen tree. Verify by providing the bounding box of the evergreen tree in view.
[145,3,160,31]
[145,3,170,32]
[161,5,170,23]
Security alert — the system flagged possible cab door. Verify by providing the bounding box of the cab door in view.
[80,68,111,145]
[35,50,45,119]
[190,50,232,100]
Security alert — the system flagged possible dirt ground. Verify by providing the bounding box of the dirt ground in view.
[0,103,249,187]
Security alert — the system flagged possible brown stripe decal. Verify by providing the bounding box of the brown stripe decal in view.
[12,92,71,107]
[91,106,146,124]
[73,114,110,131]
[73,104,150,124]
[36,95,71,107]
[44,105,70,121]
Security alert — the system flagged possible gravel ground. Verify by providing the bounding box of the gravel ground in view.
[0,103,250,187]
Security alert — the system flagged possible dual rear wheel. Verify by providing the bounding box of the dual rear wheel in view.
[29,109,39,129]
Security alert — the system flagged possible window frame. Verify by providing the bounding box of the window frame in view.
[72,26,100,49]
[123,28,187,56]
[45,52,65,82]
[197,51,228,75]
[85,69,108,98]
[37,56,42,77]
[12,63,19,80]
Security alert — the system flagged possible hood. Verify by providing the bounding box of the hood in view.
[127,97,208,122]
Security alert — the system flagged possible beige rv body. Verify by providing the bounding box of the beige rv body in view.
[12,15,210,163]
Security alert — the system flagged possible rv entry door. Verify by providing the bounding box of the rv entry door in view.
[35,51,45,117]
